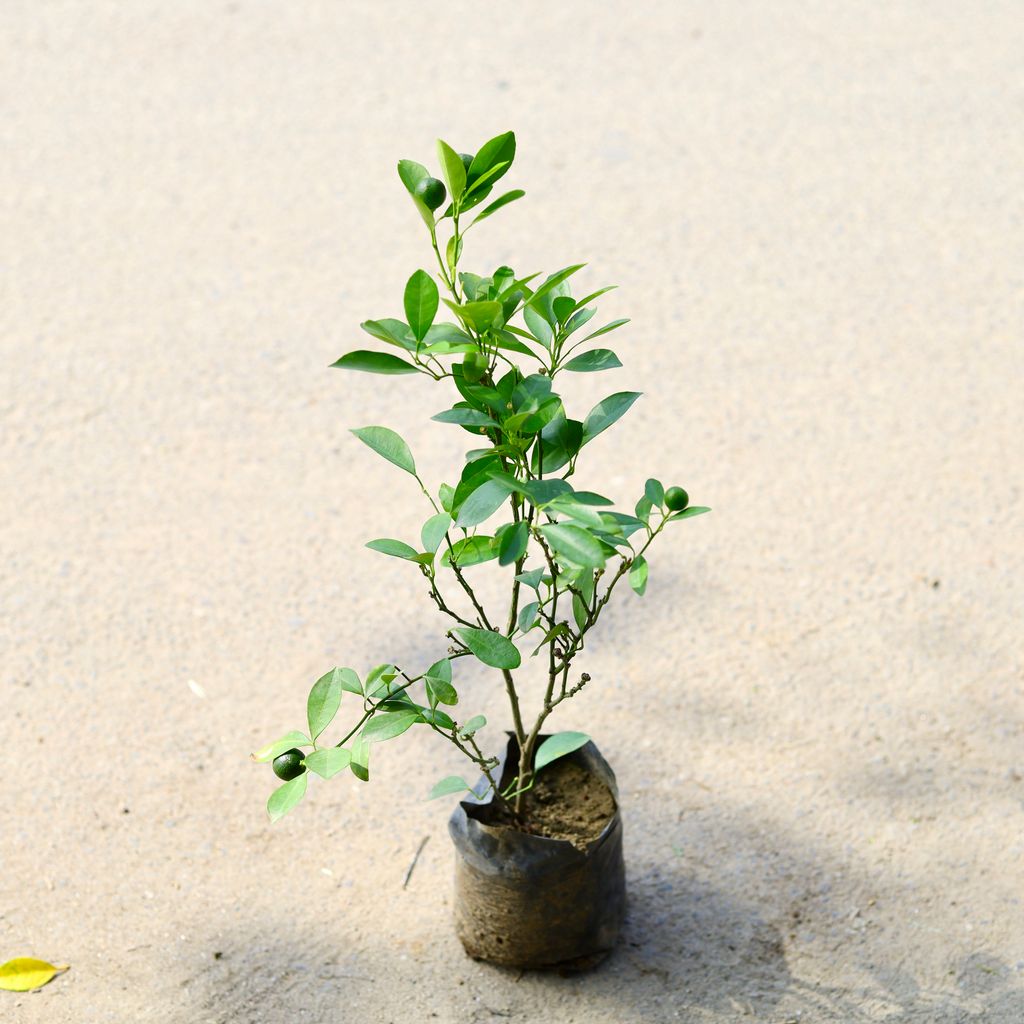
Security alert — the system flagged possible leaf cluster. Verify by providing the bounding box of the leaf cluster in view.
[257,132,709,821]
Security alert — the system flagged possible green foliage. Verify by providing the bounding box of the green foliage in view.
[307,671,343,740]
[582,392,642,444]
[267,774,307,822]
[366,538,420,561]
[404,269,439,342]
[251,730,310,763]
[428,775,471,800]
[629,554,649,596]
[303,747,352,779]
[534,731,591,772]
[257,131,710,823]
[350,426,416,475]
[362,709,420,743]
[460,715,486,737]
[669,505,711,521]
[562,349,622,373]
[455,626,521,669]
[332,350,418,374]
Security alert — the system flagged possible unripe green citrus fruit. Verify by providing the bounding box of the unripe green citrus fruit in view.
[414,177,447,211]
[272,748,306,781]
[459,152,473,173]
[665,486,689,511]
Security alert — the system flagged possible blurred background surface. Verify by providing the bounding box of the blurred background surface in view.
[2,2,1022,1020]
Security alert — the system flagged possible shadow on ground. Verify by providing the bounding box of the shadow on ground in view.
[188,830,1024,1023]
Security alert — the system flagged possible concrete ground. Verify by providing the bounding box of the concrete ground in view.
[2,2,1022,1021]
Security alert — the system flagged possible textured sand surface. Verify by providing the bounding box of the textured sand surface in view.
[2,2,1023,1021]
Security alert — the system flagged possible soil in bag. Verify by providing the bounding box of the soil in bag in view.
[449,734,627,970]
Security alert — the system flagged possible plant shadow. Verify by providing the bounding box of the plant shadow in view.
[188,849,1024,1024]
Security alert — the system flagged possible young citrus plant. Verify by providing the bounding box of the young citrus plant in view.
[252,131,709,822]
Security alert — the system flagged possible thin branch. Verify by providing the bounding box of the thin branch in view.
[402,835,430,889]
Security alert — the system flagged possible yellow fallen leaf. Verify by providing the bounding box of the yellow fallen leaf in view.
[0,958,69,992]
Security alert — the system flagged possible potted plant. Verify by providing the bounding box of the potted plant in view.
[252,131,709,969]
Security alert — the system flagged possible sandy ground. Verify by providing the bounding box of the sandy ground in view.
[2,2,1023,1021]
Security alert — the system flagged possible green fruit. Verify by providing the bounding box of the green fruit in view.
[665,486,689,512]
[414,176,447,211]
[459,152,474,174]
[462,351,488,383]
[272,748,306,781]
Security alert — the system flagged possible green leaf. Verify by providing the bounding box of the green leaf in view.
[531,622,569,656]
[459,271,486,300]
[572,591,589,632]
[629,554,649,596]
[498,520,529,566]
[250,730,311,763]
[350,736,370,781]
[582,392,642,443]
[494,330,541,357]
[467,131,516,189]
[331,350,419,375]
[535,731,590,772]
[539,523,606,570]
[350,425,417,475]
[574,491,614,506]
[521,478,573,506]
[456,478,514,528]
[581,318,630,342]
[439,483,455,513]
[428,775,471,800]
[553,295,576,324]
[396,158,435,228]
[454,627,521,669]
[424,322,471,345]
[425,656,458,707]
[431,406,499,428]
[365,538,420,561]
[362,709,420,743]
[563,349,622,373]
[420,707,455,729]
[470,189,525,227]
[446,234,464,274]
[421,512,452,554]
[436,139,467,202]
[307,670,343,740]
[403,269,439,342]
[363,663,398,698]
[439,535,498,568]
[360,318,415,349]
[303,747,352,779]
[397,158,429,195]
[546,496,606,530]
[512,372,553,407]
[645,478,664,508]
[517,396,563,435]
[515,567,546,591]
[460,714,487,737]
[668,505,711,521]
[445,299,503,333]
[523,304,554,346]
[563,306,597,336]
[635,495,653,523]
[575,285,617,307]
[426,656,453,684]
[528,264,586,309]
[267,773,307,823]
[518,600,540,632]
[333,667,362,695]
